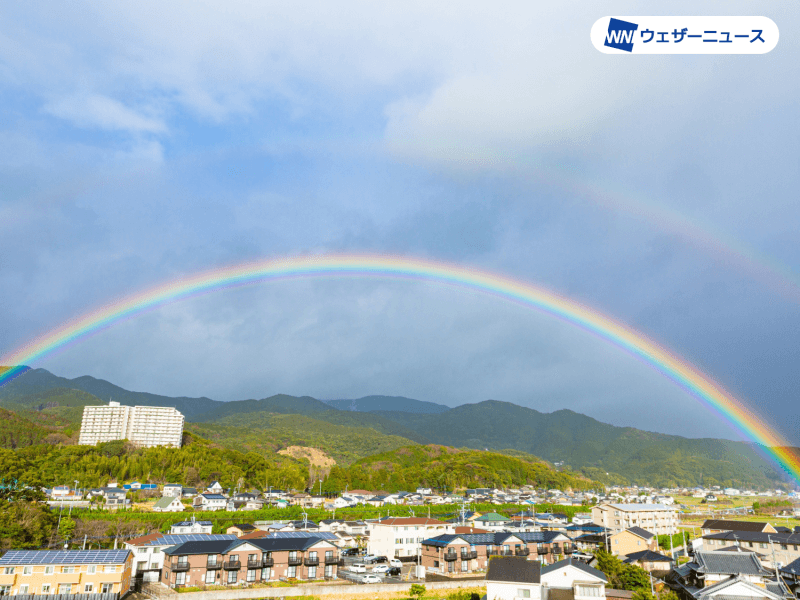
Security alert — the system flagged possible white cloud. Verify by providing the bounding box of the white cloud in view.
[43,93,166,133]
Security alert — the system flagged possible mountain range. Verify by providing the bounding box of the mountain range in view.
[0,366,795,489]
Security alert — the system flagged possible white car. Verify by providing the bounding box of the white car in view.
[349,563,367,573]
[371,564,389,573]
[362,574,382,584]
[389,559,403,568]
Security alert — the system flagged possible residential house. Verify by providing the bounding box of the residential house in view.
[206,481,224,495]
[153,496,184,513]
[622,550,673,576]
[700,531,800,567]
[475,513,513,530]
[669,550,773,600]
[592,504,678,535]
[181,487,197,498]
[0,549,132,597]
[162,484,183,497]
[540,557,608,596]
[160,536,342,588]
[485,556,542,600]
[195,493,227,511]
[170,520,214,535]
[125,533,238,580]
[369,517,453,559]
[701,520,777,537]
[421,531,575,574]
[87,487,130,510]
[572,513,594,526]
[227,524,258,537]
[609,527,658,557]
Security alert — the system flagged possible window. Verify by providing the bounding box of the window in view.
[41,585,51,594]
[104,565,117,572]
[325,550,333,560]
[58,584,72,595]
[84,584,94,593]
[226,570,237,584]
[3,568,13,575]
[248,554,257,563]
[45,566,54,574]
[137,548,148,554]
[0,586,10,596]
[153,548,161,554]
[309,551,317,560]
[18,585,29,595]
[62,566,76,573]
[246,569,256,582]
[577,585,602,597]
[87,565,97,574]
[308,566,316,579]
[261,567,271,581]
[22,567,32,575]
[518,589,531,598]
[175,572,186,586]
[288,566,297,578]
[205,571,215,584]
[101,584,112,594]
[461,561,468,572]
[396,538,403,544]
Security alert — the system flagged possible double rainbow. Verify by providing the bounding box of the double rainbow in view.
[2,253,797,483]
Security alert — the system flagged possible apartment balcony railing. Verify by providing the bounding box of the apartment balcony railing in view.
[324,556,340,565]
[171,563,190,572]
[288,556,303,566]
[223,561,241,570]
[305,557,319,566]
[538,548,549,555]
[261,557,274,567]
[515,548,530,556]
[206,561,222,570]
[247,559,262,568]
[444,553,458,562]
[498,550,514,556]
[461,551,478,560]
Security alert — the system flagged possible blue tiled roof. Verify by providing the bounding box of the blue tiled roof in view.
[0,550,130,566]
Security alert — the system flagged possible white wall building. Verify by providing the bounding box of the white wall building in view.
[78,401,184,448]
[368,517,453,558]
[592,503,678,535]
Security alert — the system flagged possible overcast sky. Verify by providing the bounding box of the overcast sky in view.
[2,1,799,443]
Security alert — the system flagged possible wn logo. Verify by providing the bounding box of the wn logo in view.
[604,18,638,52]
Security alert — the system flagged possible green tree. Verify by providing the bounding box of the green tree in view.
[410,584,426,599]
[620,564,652,592]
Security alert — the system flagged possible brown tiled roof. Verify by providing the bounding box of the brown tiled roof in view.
[239,530,269,540]
[454,527,492,534]
[126,533,162,546]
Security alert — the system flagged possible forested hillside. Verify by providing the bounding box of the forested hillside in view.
[0,433,310,491]
[318,444,598,493]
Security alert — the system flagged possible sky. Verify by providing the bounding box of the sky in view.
[2,1,799,443]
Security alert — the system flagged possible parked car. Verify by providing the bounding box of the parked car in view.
[387,567,402,576]
[361,574,381,584]
[374,555,388,563]
[349,563,367,573]
[363,554,378,563]
[372,564,389,573]
[572,552,593,561]
[342,548,360,556]
[389,558,403,568]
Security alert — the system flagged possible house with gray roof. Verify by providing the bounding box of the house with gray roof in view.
[486,556,541,600]
[669,550,774,600]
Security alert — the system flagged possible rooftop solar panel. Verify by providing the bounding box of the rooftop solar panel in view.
[0,550,131,565]
[142,534,238,546]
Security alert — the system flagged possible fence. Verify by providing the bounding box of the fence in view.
[140,580,483,600]
[5,594,118,600]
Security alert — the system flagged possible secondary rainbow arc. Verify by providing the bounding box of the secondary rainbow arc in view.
[1,253,797,483]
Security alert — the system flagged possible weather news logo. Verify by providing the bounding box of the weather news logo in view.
[591,16,778,54]
[604,18,638,52]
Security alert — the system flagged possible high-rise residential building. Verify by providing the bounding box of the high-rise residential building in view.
[78,401,185,448]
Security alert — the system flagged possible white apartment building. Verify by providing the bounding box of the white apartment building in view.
[368,517,453,558]
[78,401,185,448]
[592,503,678,535]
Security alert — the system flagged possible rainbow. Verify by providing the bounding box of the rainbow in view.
[2,253,798,483]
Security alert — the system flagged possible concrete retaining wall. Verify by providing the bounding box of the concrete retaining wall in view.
[154,579,483,600]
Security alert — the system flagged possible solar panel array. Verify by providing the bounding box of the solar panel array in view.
[143,534,238,546]
[264,531,338,540]
[0,550,130,565]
